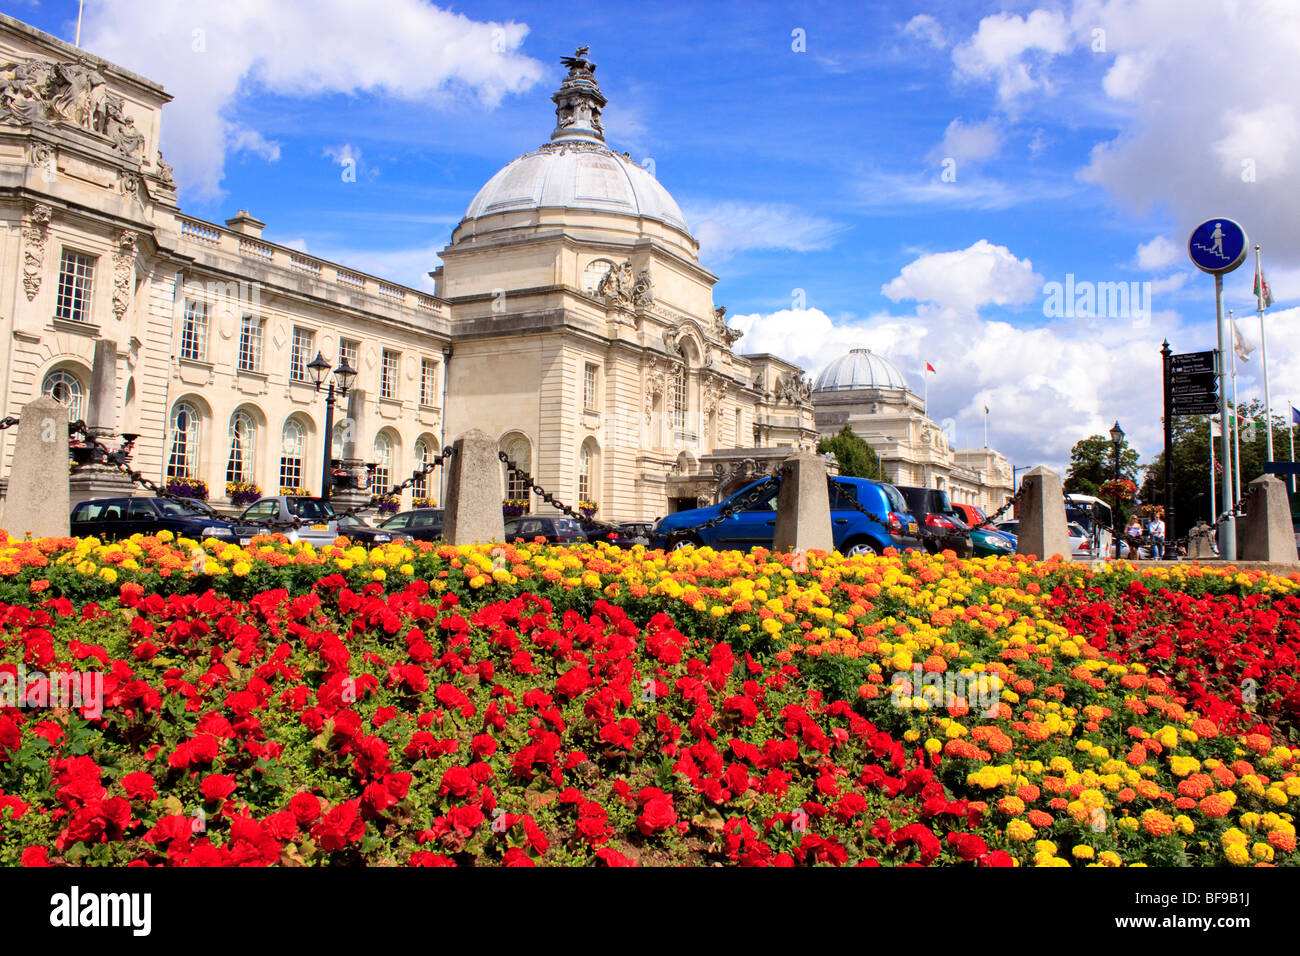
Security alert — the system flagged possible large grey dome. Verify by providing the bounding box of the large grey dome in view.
[463,145,689,233]
[460,46,689,236]
[813,349,911,393]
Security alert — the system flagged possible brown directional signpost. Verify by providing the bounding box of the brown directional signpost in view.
[1163,344,1222,547]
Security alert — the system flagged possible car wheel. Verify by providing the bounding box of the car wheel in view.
[844,539,880,557]
[669,534,700,551]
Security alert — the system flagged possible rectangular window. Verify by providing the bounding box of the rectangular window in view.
[381,349,399,399]
[238,315,264,372]
[279,454,302,492]
[290,327,314,382]
[339,339,359,375]
[420,358,438,407]
[55,250,96,322]
[583,363,598,410]
[180,299,209,361]
[671,365,687,429]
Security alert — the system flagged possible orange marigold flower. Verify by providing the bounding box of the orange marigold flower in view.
[1017,785,1041,803]
[997,796,1026,816]
[1140,810,1175,837]
[1191,718,1219,739]
[1198,794,1232,819]
[1267,830,1297,853]
[1027,809,1053,827]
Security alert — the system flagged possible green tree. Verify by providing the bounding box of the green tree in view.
[818,425,883,479]
[1140,400,1296,538]
[1064,434,1142,497]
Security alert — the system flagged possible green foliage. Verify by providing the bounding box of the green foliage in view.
[817,425,883,480]
[1064,434,1141,498]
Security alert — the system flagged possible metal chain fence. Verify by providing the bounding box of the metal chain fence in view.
[497,450,622,535]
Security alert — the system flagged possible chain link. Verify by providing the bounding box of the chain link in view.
[328,446,455,522]
[498,450,622,534]
[660,476,782,547]
[0,416,19,430]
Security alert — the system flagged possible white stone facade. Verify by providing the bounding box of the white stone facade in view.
[0,21,818,522]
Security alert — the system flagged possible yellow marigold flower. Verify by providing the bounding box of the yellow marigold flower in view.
[372,569,386,582]
[1098,851,1122,867]
[232,561,251,577]
[1174,815,1195,835]
[1072,845,1095,860]
[924,738,942,755]
[1005,819,1035,841]
[1034,840,1058,856]
[1224,844,1250,865]
[1252,842,1274,862]
[97,567,117,583]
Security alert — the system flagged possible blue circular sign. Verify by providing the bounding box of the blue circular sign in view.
[1188,218,1248,274]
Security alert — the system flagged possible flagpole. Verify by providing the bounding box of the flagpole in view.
[984,408,989,448]
[1256,244,1274,463]
[1230,308,1242,507]
[923,370,928,416]
[1210,416,1217,522]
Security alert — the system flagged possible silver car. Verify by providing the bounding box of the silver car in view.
[238,496,340,546]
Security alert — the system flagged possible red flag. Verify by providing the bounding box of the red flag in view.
[925,362,936,373]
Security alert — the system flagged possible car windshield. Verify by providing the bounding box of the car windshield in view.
[881,483,908,514]
[556,519,583,533]
[286,498,335,520]
[155,499,210,518]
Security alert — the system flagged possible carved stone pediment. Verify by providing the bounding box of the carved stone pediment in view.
[0,55,145,160]
[775,372,812,405]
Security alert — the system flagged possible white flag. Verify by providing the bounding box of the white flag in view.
[1211,416,1222,437]
[1232,319,1256,362]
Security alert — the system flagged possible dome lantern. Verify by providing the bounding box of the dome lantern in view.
[551,46,607,144]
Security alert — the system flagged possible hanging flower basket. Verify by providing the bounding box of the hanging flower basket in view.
[413,497,438,509]
[1099,478,1137,503]
[579,500,599,520]
[226,480,263,507]
[502,499,529,518]
[370,494,400,515]
[165,476,209,501]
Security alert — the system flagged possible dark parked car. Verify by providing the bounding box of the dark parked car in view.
[585,521,655,547]
[379,509,444,542]
[334,513,393,545]
[894,486,973,557]
[502,514,587,543]
[651,476,923,556]
[71,496,248,541]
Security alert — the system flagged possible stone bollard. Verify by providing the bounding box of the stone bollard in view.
[1239,474,1299,563]
[1015,466,1071,560]
[772,451,833,553]
[442,429,506,546]
[5,396,71,539]
[1187,521,1216,559]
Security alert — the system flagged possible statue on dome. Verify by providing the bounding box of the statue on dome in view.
[560,46,596,77]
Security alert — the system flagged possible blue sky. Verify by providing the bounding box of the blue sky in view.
[13,0,1300,470]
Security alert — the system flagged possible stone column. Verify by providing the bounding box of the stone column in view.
[1015,466,1071,560]
[772,451,832,552]
[1239,474,1299,563]
[5,396,71,538]
[443,429,506,545]
[328,388,371,513]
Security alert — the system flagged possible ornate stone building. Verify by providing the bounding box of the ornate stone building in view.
[811,349,1013,512]
[0,18,818,523]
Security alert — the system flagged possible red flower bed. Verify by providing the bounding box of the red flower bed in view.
[0,580,1005,867]
[1045,580,1300,737]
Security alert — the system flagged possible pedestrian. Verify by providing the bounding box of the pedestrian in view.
[1125,514,1143,559]
[1148,513,1165,560]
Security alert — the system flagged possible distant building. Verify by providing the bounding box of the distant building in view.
[0,16,818,521]
[811,349,1013,511]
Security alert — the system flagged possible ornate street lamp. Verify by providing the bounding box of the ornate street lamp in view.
[1110,421,1124,558]
[309,351,357,499]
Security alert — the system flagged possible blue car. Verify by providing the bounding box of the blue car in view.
[651,476,924,556]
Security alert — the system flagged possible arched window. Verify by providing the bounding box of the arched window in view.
[413,438,431,500]
[279,419,306,492]
[578,441,599,505]
[42,369,85,422]
[373,432,393,496]
[500,435,532,511]
[583,258,614,293]
[167,401,201,479]
[226,410,257,484]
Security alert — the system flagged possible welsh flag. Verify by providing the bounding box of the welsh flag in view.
[1254,262,1274,308]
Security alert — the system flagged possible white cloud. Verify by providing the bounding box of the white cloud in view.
[881,240,1041,311]
[903,14,947,50]
[681,201,846,261]
[81,0,546,199]
[930,118,1002,164]
[1136,235,1178,270]
[952,9,1072,101]
[853,167,1076,211]
[323,144,362,165]
[231,128,281,162]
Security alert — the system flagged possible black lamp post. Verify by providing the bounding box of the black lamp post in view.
[1110,420,1124,558]
[308,350,356,499]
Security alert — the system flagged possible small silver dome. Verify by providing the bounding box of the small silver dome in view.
[812,349,911,393]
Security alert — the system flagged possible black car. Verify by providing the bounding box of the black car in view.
[893,486,973,557]
[334,513,394,545]
[379,509,444,542]
[585,521,655,547]
[71,496,248,541]
[502,514,586,544]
